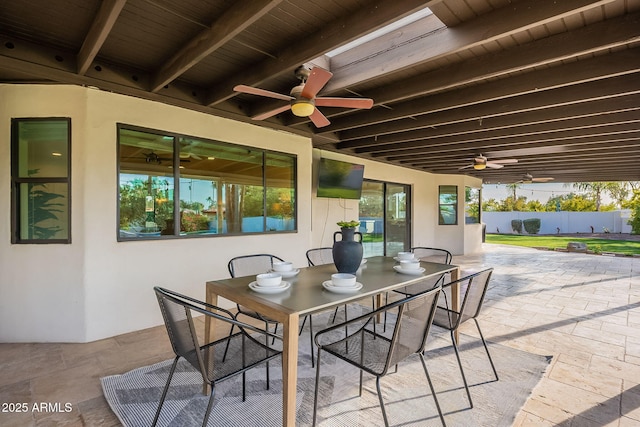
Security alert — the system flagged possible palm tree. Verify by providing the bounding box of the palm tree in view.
[506,183,520,200]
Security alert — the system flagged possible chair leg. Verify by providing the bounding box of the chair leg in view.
[375,377,390,427]
[474,318,499,381]
[265,321,272,390]
[152,356,179,427]
[222,324,235,362]
[312,348,323,426]
[449,330,473,408]
[309,315,315,368]
[330,306,340,323]
[419,354,447,426]
[201,384,216,427]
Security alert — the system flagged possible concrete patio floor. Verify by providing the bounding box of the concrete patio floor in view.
[0,243,639,426]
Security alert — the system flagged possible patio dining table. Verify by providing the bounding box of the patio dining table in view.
[205,255,459,427]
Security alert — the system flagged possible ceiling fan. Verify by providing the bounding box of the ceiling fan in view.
[459,154,518,170]
[233,66,374,128]
[123,151,189,165]
[517,173,554,184]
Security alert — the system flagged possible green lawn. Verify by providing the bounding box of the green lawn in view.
[485,234,640,256]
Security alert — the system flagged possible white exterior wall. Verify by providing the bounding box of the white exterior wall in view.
[483,210,633,234]
[0,85,482,343]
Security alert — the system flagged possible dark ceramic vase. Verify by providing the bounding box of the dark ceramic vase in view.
[332,227,363,274]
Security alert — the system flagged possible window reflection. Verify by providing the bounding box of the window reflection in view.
[118,126,297,239]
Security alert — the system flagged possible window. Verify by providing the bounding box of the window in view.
[438,185,457,225]
[117,125,296,240]
[465,186,481,224]
[359,180,411,257]
[11,118,71,244]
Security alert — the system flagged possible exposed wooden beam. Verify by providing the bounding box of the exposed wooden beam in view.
[323,0,619,91]
[77,0,126,75]
[336,74,640,141]
[330,11,640,106]
[340,97,640,151]
[150,0,283,92]
[360,111,640,156]
[320,48,640,133]
[206,0,432,106]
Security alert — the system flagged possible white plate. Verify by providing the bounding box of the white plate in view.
[322,280,363,293]
[393,265,426,275]
[268,268,300,278]
[248,281,291,294]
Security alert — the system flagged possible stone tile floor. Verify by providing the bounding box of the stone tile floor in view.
[1,243,639,426]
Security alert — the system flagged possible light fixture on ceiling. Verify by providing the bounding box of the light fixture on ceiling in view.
[291,100,315,117]
[473,157,487,170]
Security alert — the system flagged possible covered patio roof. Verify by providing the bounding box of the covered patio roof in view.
[1,0,639,183]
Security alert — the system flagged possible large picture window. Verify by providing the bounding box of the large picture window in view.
[11,118,71,244]
[117,125,296,240]
[438,185,458,225]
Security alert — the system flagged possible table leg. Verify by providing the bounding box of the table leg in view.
[450,267,460,343]
[282,313,299,427]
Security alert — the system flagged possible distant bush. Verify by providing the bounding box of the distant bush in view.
[523,218,541,234]
[511,219,523,234]
[629,204,640,235]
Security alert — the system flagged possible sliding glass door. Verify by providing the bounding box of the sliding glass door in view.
[359,180,410,257]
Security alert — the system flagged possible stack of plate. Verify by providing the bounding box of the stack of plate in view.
[322,273,363,293]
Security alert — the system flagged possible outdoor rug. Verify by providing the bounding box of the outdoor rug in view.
[101,309,551,426]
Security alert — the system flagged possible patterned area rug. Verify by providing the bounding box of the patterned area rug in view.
[101,309,551,426]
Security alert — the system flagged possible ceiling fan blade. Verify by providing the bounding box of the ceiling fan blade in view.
[533,177,554,182]
[234,85,293,101]
[491,158,518,164]
[485,162,504,169]
[309,109,330,128]
[458,164,473,170]
[252,104,291,120]
[315,97,374,109]
[301,67,333,99]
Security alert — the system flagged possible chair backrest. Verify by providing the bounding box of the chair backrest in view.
[411,247,453,265]
[154,287,233,382]
[434,268,493,330]
[228,254,284,278]
[386,286,441,371]
[306,247,333,266]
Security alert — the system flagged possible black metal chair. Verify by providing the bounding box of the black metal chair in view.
[393,247,453,297]
[227,254,284,381]
[431,268,498,408]
[305,247,334,266]
[152,286,282,427]
[312,284,447,427]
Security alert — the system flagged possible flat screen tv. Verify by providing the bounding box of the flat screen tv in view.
[316,157,365,199]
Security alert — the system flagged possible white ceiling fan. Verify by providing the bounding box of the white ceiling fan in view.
[459,154,518,170]
[517,173,554,183]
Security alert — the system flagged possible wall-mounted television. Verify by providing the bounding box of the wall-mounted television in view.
[316,157,365,199]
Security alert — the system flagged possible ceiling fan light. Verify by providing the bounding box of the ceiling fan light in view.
[473,163,486,170]
[291,100,315,117]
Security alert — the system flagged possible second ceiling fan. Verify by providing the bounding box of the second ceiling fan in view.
[459,154,518,170]
[234,66,373,128]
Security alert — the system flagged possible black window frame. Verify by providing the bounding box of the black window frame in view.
[11,117,72,244]
[438,185,458,225]
[116,124,298,241]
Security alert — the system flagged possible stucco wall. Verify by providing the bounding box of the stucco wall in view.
[0,84,482,343]
[482,210,633,234]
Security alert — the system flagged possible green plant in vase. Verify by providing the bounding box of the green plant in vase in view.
[337,220,360,229]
